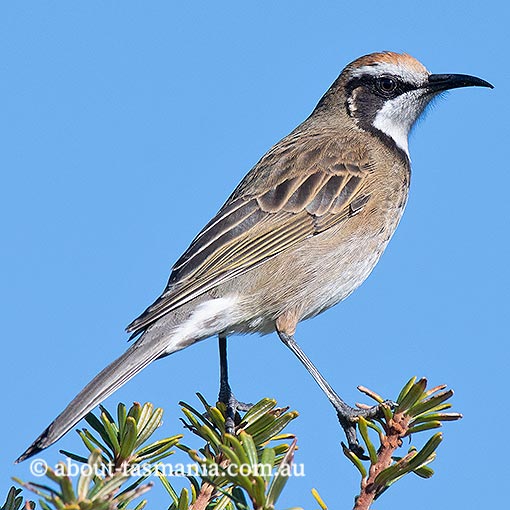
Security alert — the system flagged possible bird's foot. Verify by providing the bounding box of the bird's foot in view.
[336,399,397,458]
[218,387,253,434]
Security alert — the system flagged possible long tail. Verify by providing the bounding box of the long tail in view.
[16,328,180,463]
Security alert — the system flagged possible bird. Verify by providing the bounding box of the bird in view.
[17,51,492,463]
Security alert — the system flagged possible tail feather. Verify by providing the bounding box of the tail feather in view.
[16,331,175,463]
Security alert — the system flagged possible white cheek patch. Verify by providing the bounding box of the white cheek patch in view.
[372,90,429,157]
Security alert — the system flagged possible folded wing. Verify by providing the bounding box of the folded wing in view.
[127,136,372,335]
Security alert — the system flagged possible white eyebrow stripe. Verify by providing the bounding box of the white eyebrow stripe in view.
[351,63,428,87]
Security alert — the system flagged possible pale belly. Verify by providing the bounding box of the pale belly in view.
[223,194,407,336]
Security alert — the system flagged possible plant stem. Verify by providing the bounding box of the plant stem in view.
[354,412,411,510]
[190,481,217,510]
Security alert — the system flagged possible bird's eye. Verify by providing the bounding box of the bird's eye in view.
[376,76,398,94]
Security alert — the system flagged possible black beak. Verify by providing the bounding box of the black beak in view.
[427,73,494,92]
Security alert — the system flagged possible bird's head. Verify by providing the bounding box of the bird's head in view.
[315,51,493,158]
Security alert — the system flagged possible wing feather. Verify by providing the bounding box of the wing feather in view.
[127,136,373,335]
[306,174,346,215]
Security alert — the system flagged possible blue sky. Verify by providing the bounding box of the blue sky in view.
[1,2,508,509]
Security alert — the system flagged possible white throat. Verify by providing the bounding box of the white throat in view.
[372,106,410,156]
[371,89,430,158]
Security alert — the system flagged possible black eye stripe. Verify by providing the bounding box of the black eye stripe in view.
[345,74,416,99]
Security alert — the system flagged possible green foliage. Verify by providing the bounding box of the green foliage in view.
[15,450,151,510]
[14,402,180,510]
[1,487,34,510]
[342,377,462,505]
[61,402,182,469]
[172,395,299,509]
[9,378,462,510]
[13,398,300,510]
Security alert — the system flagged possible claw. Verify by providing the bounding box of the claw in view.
[220,393,253,434]
[337,400,397,457]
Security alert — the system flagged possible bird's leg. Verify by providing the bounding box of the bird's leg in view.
[277,330,391,456]
[218,334,252,434]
